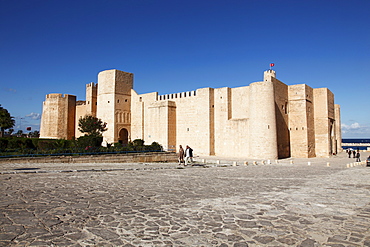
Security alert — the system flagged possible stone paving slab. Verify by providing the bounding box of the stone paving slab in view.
[0,152,370,246]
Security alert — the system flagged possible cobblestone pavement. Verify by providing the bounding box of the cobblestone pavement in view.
[1,152,370,246]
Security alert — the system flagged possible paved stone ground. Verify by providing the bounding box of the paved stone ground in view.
[0,152,370,246]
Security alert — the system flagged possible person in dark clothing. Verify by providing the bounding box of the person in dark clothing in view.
[356,151,361,162]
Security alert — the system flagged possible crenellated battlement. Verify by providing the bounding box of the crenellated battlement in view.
[157,90,197,101]
[264,69,276,81]
[86,82,97,88]
[46,93,75,99]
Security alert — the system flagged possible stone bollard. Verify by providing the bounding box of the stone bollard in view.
[327,162,330,167]
[217,160,220,164]
[261,160,265,165]
[253,161,257,165]
[290,160,294,165]
[350,163,353,167]
[233,162,237,166]
[244,161,248,166]
[202,159,205,163]
[346,163,350,168]
[267,160,271,165]
[275,160,279,165]
[308,162,311,166]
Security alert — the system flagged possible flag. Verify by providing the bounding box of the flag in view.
[26,127,31,131]
[270,63,275,67]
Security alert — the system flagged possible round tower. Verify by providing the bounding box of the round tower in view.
[248,71,278,159]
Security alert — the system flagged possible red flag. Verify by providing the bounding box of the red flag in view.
[26,127,31,131]
[270,63,275,67]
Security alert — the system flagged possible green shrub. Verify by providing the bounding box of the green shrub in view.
[37,140,57,151]
[77,135,103,149]
[147,142,162,151]
[7,138,24,149]
[0,138,9,150]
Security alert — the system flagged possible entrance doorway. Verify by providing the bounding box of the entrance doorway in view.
[118,128,129,145]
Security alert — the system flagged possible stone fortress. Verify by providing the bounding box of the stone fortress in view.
[40,69,341,159]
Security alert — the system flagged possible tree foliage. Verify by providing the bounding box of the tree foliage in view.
[78,115,107,136]
[0,105,15,138]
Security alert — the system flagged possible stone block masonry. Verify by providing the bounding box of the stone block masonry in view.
[40,69,341,159]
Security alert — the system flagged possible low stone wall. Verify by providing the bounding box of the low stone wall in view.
[0,152,178,164]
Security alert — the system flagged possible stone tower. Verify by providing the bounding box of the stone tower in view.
[96,69,134,145]
[248,70,278,160]
[40,94,76,139]
[85,82,97,117]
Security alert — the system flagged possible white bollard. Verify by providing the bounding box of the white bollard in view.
[308,162,311,166]
[217,160,220,164]
[233,161,237,166]
[327,162,330,167]
[267,160,271,165]
[253,161,257,165]
[275,160,279,165]
[346,163,350,168]
[290,160,294,164]
[244,161,248,166]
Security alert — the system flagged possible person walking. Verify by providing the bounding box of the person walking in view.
[185,145,193,166]
[356,151,361,162]
[178,145,184,165]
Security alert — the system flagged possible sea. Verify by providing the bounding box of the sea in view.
[342,138,370,150]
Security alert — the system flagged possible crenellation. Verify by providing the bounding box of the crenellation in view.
[40,69,340,158]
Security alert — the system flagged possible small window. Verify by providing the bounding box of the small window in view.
[117,100,120,103]
[108,101,110,103]
[125,99,128,102]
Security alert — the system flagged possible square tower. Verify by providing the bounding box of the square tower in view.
[97,69,133,145]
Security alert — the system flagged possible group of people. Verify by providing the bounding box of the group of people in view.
[347,149,361,162]
[177,145,193,166]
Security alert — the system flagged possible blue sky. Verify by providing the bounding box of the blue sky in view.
[1,0,369,138]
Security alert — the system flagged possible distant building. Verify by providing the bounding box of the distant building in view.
[40,69,341,159]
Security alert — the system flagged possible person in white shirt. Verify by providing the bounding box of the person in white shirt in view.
[185,145,193,166]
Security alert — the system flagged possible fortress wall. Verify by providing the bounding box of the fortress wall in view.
[288,84,315,158]
[313,88,335,157]
[248,80,278,159]
[272,78,290,158]
[335,104,342,153]
[66,95,76,140]
[75,102,86,139]
[145,101,176,151]
[172,89,211,155]
[40,69,340,159]
[178,88,214,156]
[137,88,214,155]
[40,94,76,139]
[212,87,250,157]
[130,90,158,141]
[231,86,249,119]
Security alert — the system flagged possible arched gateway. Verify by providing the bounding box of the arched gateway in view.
[118,128,129,145]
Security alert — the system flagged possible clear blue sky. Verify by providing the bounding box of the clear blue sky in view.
[1,0,369,138]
